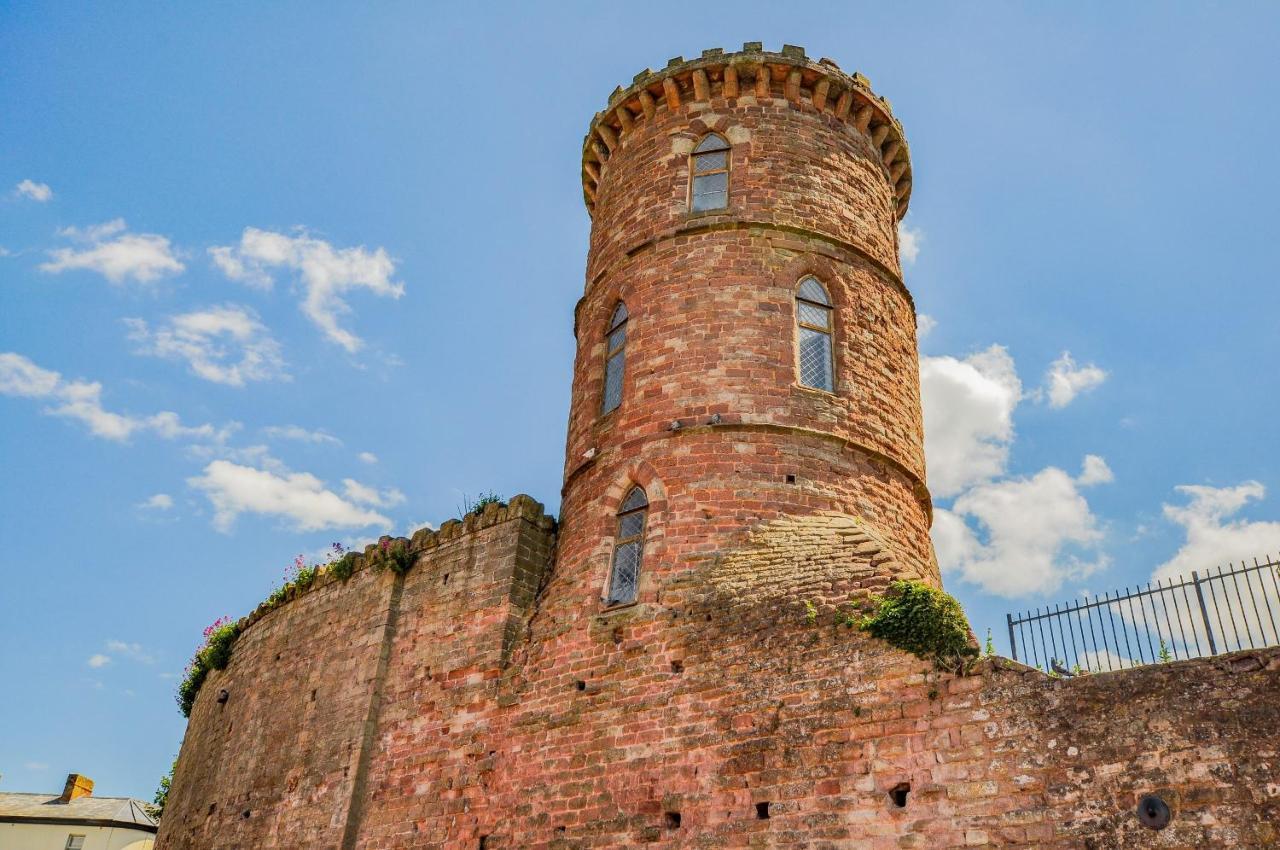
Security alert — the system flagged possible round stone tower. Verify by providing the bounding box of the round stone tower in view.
[557,43,936,618]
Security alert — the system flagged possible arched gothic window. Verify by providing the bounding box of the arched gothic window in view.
[606,486,648,606]
[689,133,730,212]
[601,302,628,414]
[796,277,834,392]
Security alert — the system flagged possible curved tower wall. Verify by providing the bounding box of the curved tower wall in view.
[558,44,935,620]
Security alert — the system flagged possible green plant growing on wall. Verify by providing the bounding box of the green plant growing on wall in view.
[983,628,996,658]
[175,543,356,716]
[150,757,176,820]
[804,599,818,626]
[330,551,358,581]
[369,538,415,575]
[177,616,241,717]
[460,491,507,519]
[860,581,978,671]
[1158,638,1173,663]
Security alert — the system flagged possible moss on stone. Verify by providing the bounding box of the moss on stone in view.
[861,580,976,667]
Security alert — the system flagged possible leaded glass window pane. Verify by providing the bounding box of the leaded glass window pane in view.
[691,188,727,211]
[691,171,728,211]
[602,351,624,413]
[693,150,727,172]
[798,327,834,391]
[607,540,641,605]
[693,171,727,195]
[609,302,628,331]
[690,134,729,212]
[798,277,830,305]
[797,301,831,330]
[607,486,647,606]
[602,302,627,414]
[618,511,645,539]
[694,133,729,153]
[620,487,648,512]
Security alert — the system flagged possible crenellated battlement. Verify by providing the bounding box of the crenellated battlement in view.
[582,42,913,218]
[234,494,555,635]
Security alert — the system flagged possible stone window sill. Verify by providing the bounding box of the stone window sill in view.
[792,382,839,400]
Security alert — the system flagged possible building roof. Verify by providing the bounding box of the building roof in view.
[0,791,158,832]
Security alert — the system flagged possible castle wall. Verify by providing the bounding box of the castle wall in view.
[160,546,391,849]
[159,508,1280,849]
[157,498,557,850]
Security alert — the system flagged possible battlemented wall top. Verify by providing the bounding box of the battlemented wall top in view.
[236,494,555,634]
[581,43,913,219]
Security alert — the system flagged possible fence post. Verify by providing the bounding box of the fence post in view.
[1191,571,1218,655]
[1007,613,1017,662]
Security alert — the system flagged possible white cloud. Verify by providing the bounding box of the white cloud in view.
[87,654,111,669]
[1153,482,1280,581]
[15,179,53,202]
[1040,351,1107,408]
[264,424,342,446]
[898,220,922,266]
[934,463,1109,598]
[209,244,273,289]
[0,352,61,397]
[210,227,403,352]
[185,442,283,473]
[342,478,406,509]
[916,314,937,340]
[105,640,156,663]
[41,219,183,284]
[146,411,234,442]
[23,761,49,771]
[1077,649,1137,673]
[0,352,232,443]
[139,493,173,510]
[357,451,378,465]
[50,380,141,440]
[126,305,287,387]
[58,219,126,241]
[920,345,1022,498]
[1144,482,1280,653]
[921,340,1118,600]
[1077,454,1114,486]
[188,460,393,532]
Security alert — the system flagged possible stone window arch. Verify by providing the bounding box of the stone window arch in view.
[601,302,628,414]
[689,133,730,212]
[606,486,648,606]
[796,276,835,392]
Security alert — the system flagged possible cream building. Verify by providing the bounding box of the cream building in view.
[0,774,156,850]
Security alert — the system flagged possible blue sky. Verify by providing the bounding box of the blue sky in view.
[2,3,1278,800]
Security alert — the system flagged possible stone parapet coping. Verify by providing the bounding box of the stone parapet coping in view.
[582,42,913,219]
[236,494,555,634]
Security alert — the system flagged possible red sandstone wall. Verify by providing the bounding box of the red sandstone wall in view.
[160,506,1280,849]
[561,52,934,621]
[157,498,557,850]
[160,552,390,849]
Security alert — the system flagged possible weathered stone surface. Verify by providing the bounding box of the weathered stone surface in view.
[157,46,1280,850]
[158,518,1280,849]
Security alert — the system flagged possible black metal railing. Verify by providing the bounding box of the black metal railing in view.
[1007,554,1280,673]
